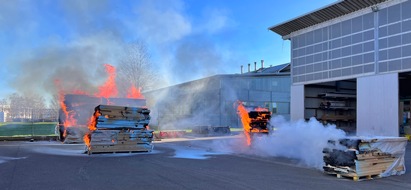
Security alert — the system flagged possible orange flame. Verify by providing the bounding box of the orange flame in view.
[55,80,77,131]
[87,109,100,131]
[54,63,146,146]
[254,107,269,112]
[84,108,101,147]
[83,134,91,147]
[95,64,118,99]
[237,101,252,146]
[72,89,88,95]
[127,86,144,99]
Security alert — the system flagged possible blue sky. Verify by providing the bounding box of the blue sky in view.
[0,0,336,101]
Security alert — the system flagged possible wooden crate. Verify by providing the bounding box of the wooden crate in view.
[323,137,407,180]
[87,129,154,154]
[87,143,153,154]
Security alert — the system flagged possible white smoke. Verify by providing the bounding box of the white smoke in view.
[133,0,191,45]
[1,0,238,100]
[183,116,347,169]
[245,116,347,169]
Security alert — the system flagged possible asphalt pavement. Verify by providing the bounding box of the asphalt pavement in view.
[0,136,410,190]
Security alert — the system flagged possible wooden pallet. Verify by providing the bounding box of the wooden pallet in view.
[85,105,153,154]
[325,171,381,181]
[86,143,153,154]
[323,157,399,181]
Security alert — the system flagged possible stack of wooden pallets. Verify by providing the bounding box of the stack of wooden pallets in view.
[323,137,407,181]
[85,105,154,154]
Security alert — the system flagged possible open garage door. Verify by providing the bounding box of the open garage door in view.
[304,79,357,135]
[399,72,411,136]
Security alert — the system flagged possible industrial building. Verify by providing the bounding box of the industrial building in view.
[144,63,291,130]
[269,0,411,136]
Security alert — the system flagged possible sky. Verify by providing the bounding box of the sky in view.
[0,0,336,101]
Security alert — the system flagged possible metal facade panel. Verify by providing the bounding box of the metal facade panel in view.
[271,92,290,102]
[290,8,382,84]
[357,73,399,136]
[249,91,271,102]
[290,85,305,121]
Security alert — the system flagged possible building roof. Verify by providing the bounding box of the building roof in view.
[144,63,290,93]
[247,63,290,74]
[269,0,387,38]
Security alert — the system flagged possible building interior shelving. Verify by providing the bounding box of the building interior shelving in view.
[304,80,357,134]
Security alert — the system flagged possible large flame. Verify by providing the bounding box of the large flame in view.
[55,80,77,136]
[95,64,118,99]
[127,86,144,99]
[237,101,252,146]
[87,109,100,131]
[55,63,146,146]
[84,108,101,147]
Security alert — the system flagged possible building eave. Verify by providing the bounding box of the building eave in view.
[268,0,388,38]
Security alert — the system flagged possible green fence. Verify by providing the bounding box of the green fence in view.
[0,122,57,137]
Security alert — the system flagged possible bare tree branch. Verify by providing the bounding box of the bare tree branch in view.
[117,41,160,96]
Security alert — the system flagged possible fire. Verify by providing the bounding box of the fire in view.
[83,134,91,147]
[55,63,146,146]
[72,89,88,95]
[127,85,144,99]
[84,108,101,147]
[87,109,101,131]
[237,101,252,146]
[54,80,77,135]
[254,107,268,112]
[95,64,118,99]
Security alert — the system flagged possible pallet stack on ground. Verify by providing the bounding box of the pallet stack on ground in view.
[323,137,407,181]
[85,105,153,154]
[62,126,89,144]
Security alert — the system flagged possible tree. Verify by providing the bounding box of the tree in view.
[117,41,159,96]
[9,93,25,121]
[8,93,46,121]
[48,94,60,121]
[30,95,46,121]
[0,98,7,112]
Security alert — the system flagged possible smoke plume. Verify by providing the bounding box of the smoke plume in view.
[242,117,346,169]
[177,117,347,169]
[1,0,239,101]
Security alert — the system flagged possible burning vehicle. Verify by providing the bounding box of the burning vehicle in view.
[237,102,272,145]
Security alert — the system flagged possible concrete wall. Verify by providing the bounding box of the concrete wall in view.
[357,73,399,136]
[290,85,304,121]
